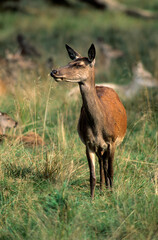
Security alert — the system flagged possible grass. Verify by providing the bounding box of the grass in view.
[0,0,158,239]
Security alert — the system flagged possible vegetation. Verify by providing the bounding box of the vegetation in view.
[0,0,158,239]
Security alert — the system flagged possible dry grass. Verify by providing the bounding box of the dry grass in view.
[0,0,158,239]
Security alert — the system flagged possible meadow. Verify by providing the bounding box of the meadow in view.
[0,0,158,239]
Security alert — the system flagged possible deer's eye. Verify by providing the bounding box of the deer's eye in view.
[74,63,84,68]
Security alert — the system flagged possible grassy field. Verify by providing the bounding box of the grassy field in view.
[0,0,158,239]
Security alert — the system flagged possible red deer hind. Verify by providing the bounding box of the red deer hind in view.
[0,111,18,135]
[50,44,127,199]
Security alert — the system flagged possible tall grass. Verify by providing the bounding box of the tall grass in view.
[0,0,158,239]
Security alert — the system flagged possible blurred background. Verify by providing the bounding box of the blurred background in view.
[0,1,158,239]
[0,0,158,125]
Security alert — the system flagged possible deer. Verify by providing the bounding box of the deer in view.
[0,111,18,135]
[17,34,41,58]
[97,37,124,70]
[50,44,127,199]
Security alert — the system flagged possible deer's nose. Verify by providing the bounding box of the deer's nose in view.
[50,70,57,77]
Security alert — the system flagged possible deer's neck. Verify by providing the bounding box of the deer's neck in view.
[79,71,104,129]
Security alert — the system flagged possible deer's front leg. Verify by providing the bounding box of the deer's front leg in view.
[86,146,96,199]
[99,157,104,191]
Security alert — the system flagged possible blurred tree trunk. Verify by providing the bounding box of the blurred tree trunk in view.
[80,0,158,19]
[0,0,21,11]
[79,0,107,9]
[47,0,71,7]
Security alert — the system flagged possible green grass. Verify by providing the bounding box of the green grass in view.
[0,0,158,239]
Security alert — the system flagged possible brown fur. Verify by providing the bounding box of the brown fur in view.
[0,111,17,134]
[0,79,7,96]
[50,44,127,198]
[16,131,45,146]
[78,86,127,149]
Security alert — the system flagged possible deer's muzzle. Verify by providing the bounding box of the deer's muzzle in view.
[50,70,57,77]
[50,70,65,82]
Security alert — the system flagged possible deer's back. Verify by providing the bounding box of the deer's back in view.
[78,86,127,147]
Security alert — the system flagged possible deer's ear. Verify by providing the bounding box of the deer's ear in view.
[88,44,96,62]
[65,44,81,60]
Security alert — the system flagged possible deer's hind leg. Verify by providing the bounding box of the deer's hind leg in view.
[98,156,105,191]
[96,150,105,191]
[102,150,109,188]
[108,145,115,188]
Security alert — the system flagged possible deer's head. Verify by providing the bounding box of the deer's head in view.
[133,62,158,87]
[0,112,18,134]
[50,44,96,83]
